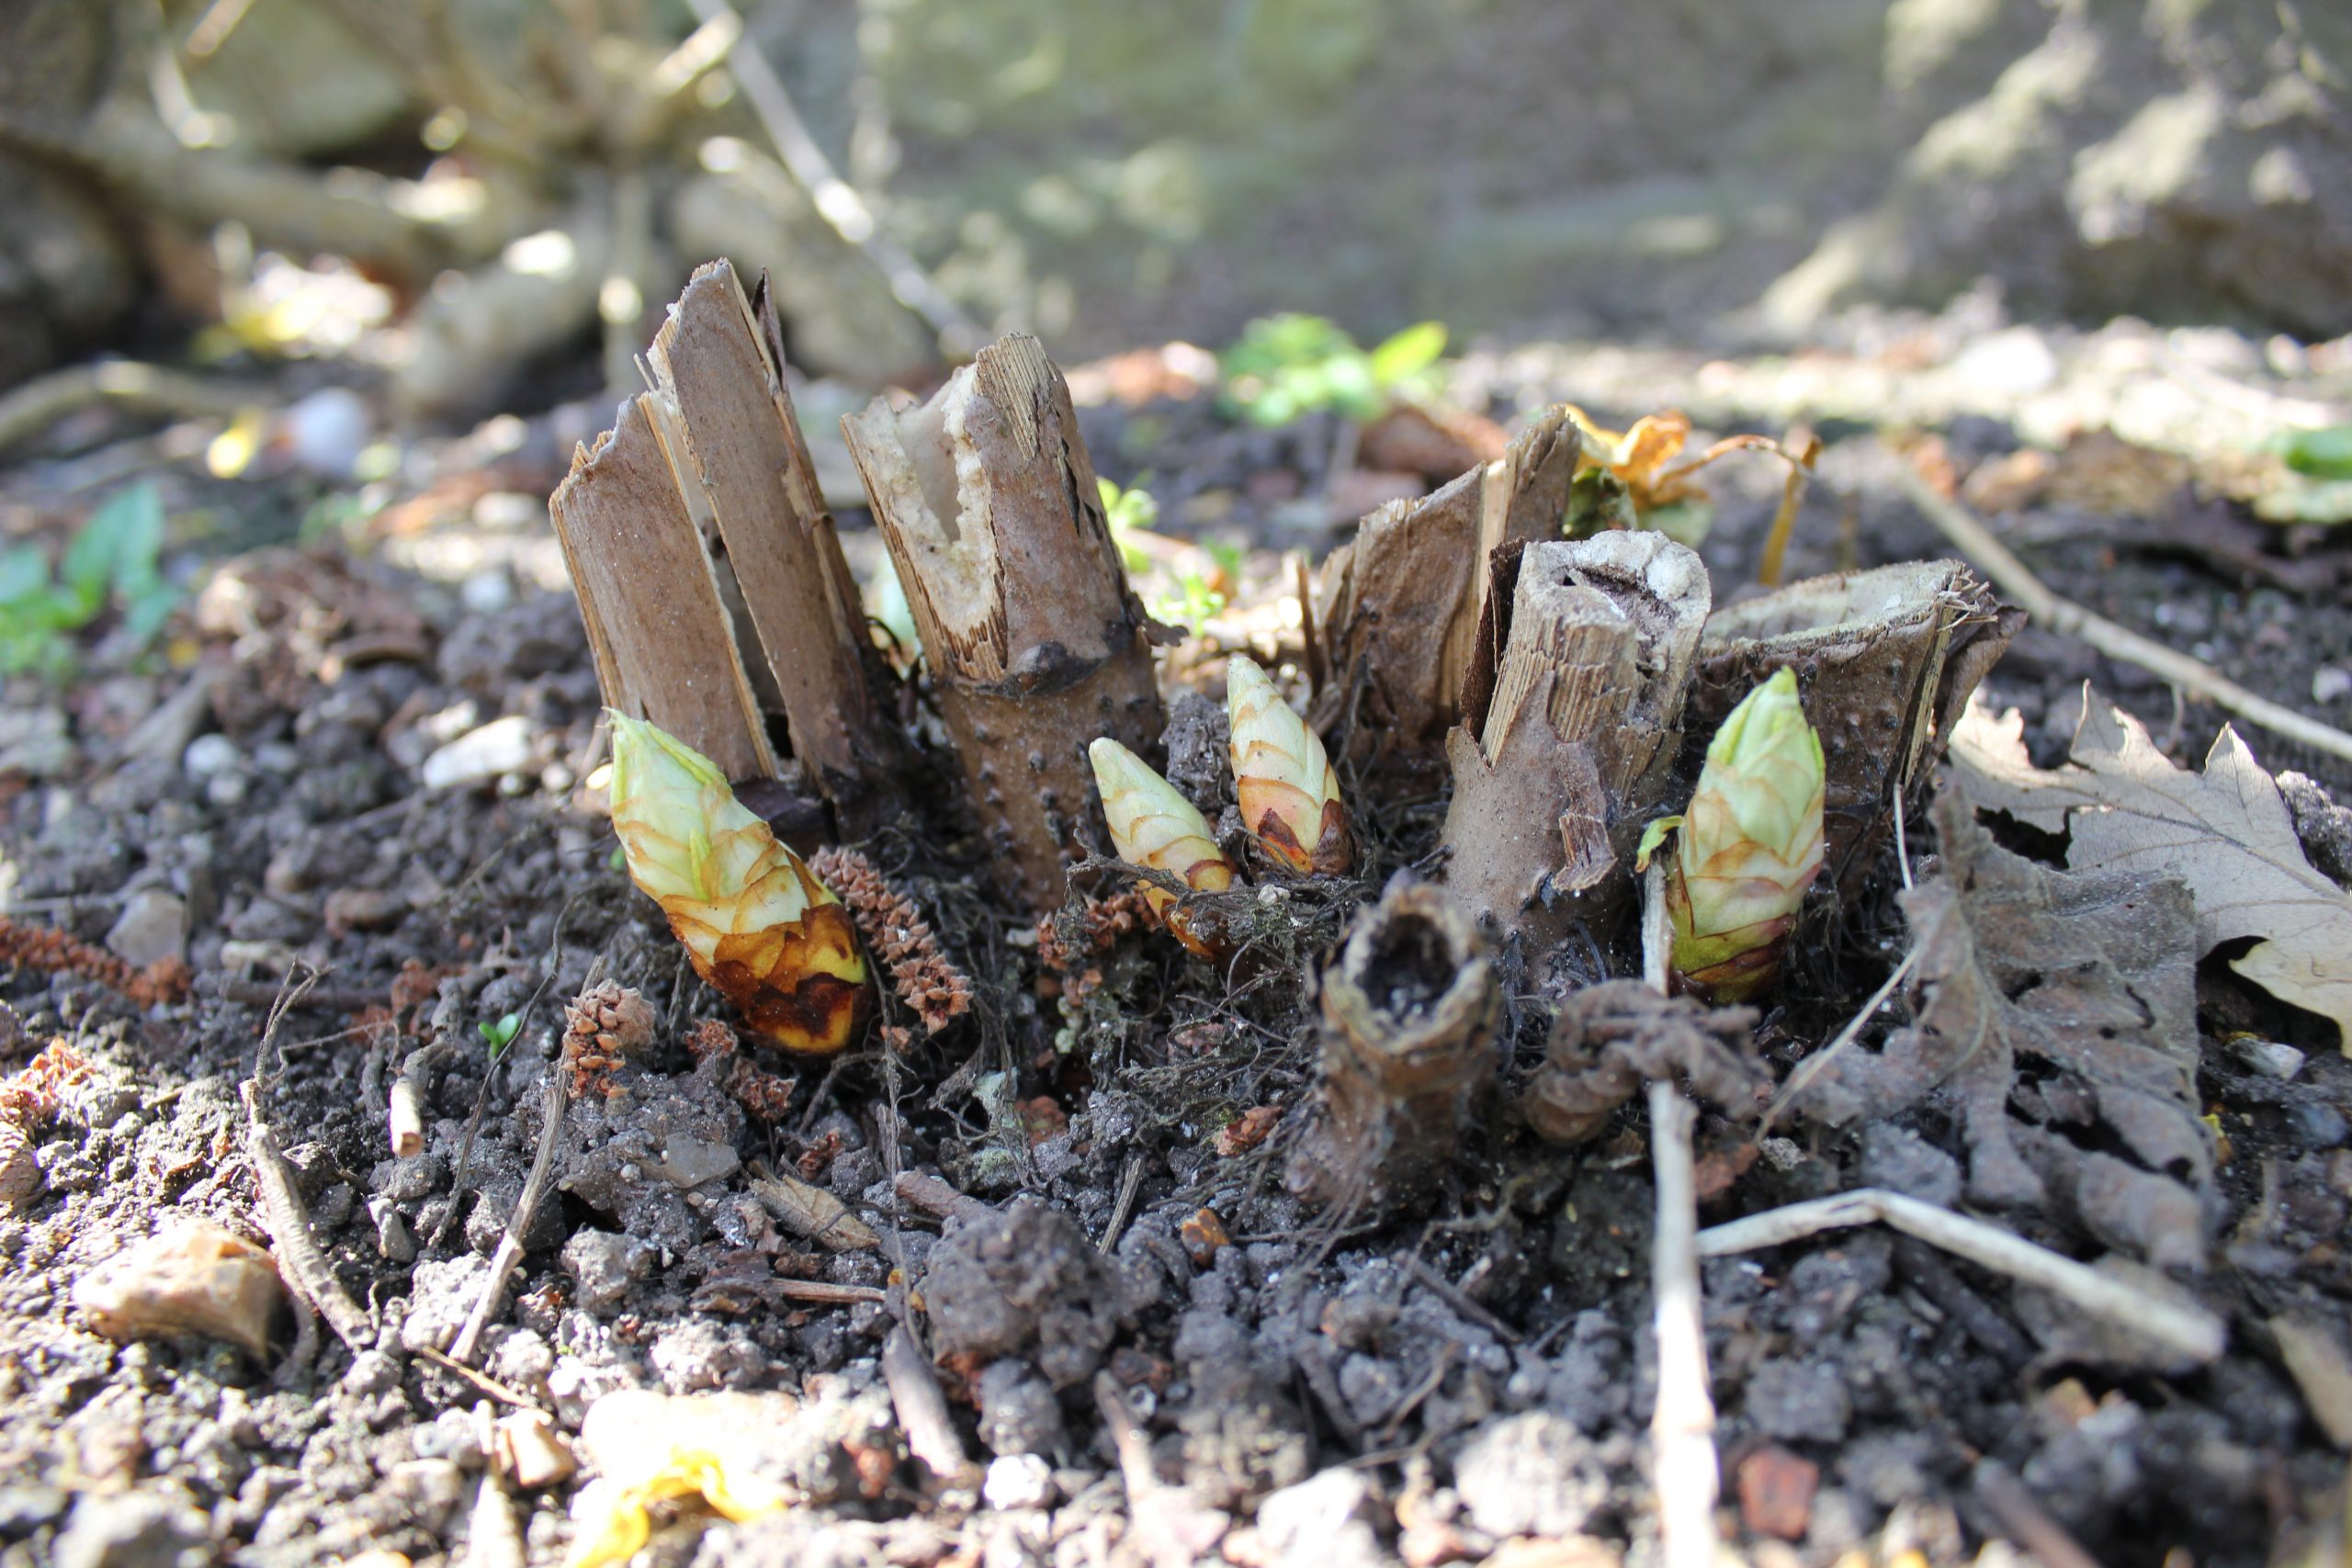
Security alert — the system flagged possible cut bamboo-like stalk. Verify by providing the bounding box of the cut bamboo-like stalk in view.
[1308,407,1587,771]
[548,392,775,782]
[842,334,1164,913]
[1685,559,2016,896]
[1288,878,1499,1214]
[646,260,908,833]
[1438,533,1711,962]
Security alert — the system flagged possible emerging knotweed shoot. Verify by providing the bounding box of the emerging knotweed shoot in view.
[1225,654,1351,875]
[1087,738,1238,959]
[1637,668,1826,1003]
[607,712,869,1055]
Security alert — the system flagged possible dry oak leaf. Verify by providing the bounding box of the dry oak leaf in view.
[1789,793,2212,1269]
[1951,689,2352,1049]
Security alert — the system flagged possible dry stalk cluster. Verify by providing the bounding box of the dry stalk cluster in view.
[808,846,975,1037]
[1287,878,1500,1214]
[684,1019,799,1126]
[560,982,657,1099]
[1521,981,1763,1146]
[0,917,191,1008]
[1,1040,94,1210]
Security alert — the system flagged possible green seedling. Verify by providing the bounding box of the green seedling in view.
[1216,313,1447,428]
[478,1011,522,1061]
[1100,479,1232,632]
[1099,478,1160,576]
[2273,424,2352,480]
[0,483,180,676]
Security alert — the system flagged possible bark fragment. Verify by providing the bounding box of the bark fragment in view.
[843,333,1164,913]
[1288,878,1500,1215]
[1438,533,1711,960]
[1308,407,1587,771]
[548,392,774,783]
[1685,559,2017,895]
[647,261,908,832]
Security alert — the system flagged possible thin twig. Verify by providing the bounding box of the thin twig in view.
[1404,1257,1521,1346]
[242,968,373,1355]
[681,0,977,355]
[219,978,382,1013]
[448,1072,568,1365]
[883,1325,970,1483]
[1100,1155,1144,1254]
[243,1085,374,1353]
[1638,859,1719,1568]
[1093,1371,1159,1502]
[1890,455,2352,767]
[1694,1188,2225,1364]
[1972,1461,2107,1568]
[416,1346,545,1411]
[763,1279,889,1305]
[0,360,262,454]
[1647,1081,1719,1568]
[435,931,589,1250]
[1760,947,1917,1135]
[1641,858,1671,995]
[894,1170,993,1224]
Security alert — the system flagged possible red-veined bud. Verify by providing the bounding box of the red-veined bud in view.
[1635,668,1825,1002]
[1225,654,1351,875]
[1088,738,1238,959]
[607,712,869,1055]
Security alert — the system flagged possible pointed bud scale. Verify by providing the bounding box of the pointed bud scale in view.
[1225,655,1351,875]
[1635,668,1825,1003]
[607,712,870,1054]
[1088,738,1237,959]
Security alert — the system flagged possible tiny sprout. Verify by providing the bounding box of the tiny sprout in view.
[479,1012,522,1057]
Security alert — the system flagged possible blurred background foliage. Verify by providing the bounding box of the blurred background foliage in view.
[0,0,2346,421]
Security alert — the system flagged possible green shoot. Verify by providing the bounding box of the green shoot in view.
[0,483,180,676]
[1217,313,1448,428]
[478,1011,522,1060]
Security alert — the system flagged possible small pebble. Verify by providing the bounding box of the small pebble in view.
[182,734,242,778]
[983,1454,1057,1511]
[280,387,373,477]
[461,570,516,616]
[2287,1100,2348,1150]
[105,889,187,970]
[420,716,536,790]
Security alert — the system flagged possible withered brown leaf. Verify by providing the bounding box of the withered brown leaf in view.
[1789,793,2212,1269]
[1951,689,2352,1049]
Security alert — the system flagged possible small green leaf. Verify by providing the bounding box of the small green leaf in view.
[1635,815,1684,871]
[2275,424,2352,480]
[1368,321,1447,387]
[478,1012,522,1057]
[63,483,166,610]
[0,546,51,604]
[2254,477,2352,526]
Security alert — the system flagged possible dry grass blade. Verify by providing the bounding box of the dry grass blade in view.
[1890,454,2352,767]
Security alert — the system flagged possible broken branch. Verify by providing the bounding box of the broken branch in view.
[1693,1187,2225,1365]
[1287,878,1499,1215]
[843,333,1165,913]
[1891,455,2352,768]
